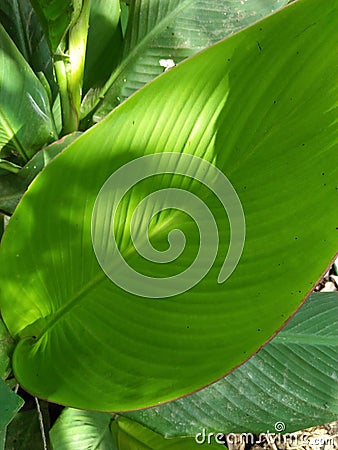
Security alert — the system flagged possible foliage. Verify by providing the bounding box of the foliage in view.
[0,0,337,447]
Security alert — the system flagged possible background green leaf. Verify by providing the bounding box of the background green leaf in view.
[126,292,338,435]
[50,408,115,450]
[0,0,337,412]
[86,0,289,121]
[4,409,44,450]
[112,416,223,449]
[0,24,57,161]
[0,133,81,215]
[0,318,14,379]
[0,0,54,92]
[83,0,123,93]
[0,380,24,434]
[29,0,83,54]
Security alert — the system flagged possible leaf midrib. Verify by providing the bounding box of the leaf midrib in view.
[32,211,185,341]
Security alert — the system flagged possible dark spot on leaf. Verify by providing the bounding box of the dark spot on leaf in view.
[322,172,325,175]
[302,143,305,146]
[294,236,298,240]
[257,329,261,332]
[273,100,277,104]
[227,58,231,62]
[257,41,262,51]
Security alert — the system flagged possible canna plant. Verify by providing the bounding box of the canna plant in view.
[0,0,337,447]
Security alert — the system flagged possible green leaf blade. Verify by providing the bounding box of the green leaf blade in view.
[0,24,57,161]
[30,0,83,53]
[0,0,337,412]
[126,293,338,435]
[83,0,122,93]
[0,379,24,431]
[0,0,53,90]
[50,408,115,450]
[113,416,223,449]
[89,0,289,120]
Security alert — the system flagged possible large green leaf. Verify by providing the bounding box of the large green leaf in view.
[126,292,338,435]
[0,0,53,88]
[50,408,115,450]
[84,0,289,121]
[30,0,83,54]
[0,24,57,161]
[0,0,337,411]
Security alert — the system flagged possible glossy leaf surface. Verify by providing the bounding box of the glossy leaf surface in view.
[0,25,57,161]
[0,0,337,411]
[89,0,289,120]
[0,0,53,86]
[50,408,115,450]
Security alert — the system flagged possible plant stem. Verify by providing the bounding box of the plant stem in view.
[54,0,91,135]
[54,57,79,135]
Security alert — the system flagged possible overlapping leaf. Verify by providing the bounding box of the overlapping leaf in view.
[0,0,337,412]
[127,292,338,435]
[82,0,289,120]
[0,133,81,215]
[0,0,53,89]
[83,0,122,93]
[30,0,83,53]
[0,380,24,437]
[0,24,57,161]
[50,408,115,450]
[113,416,222,449]
[4,409,45,450]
